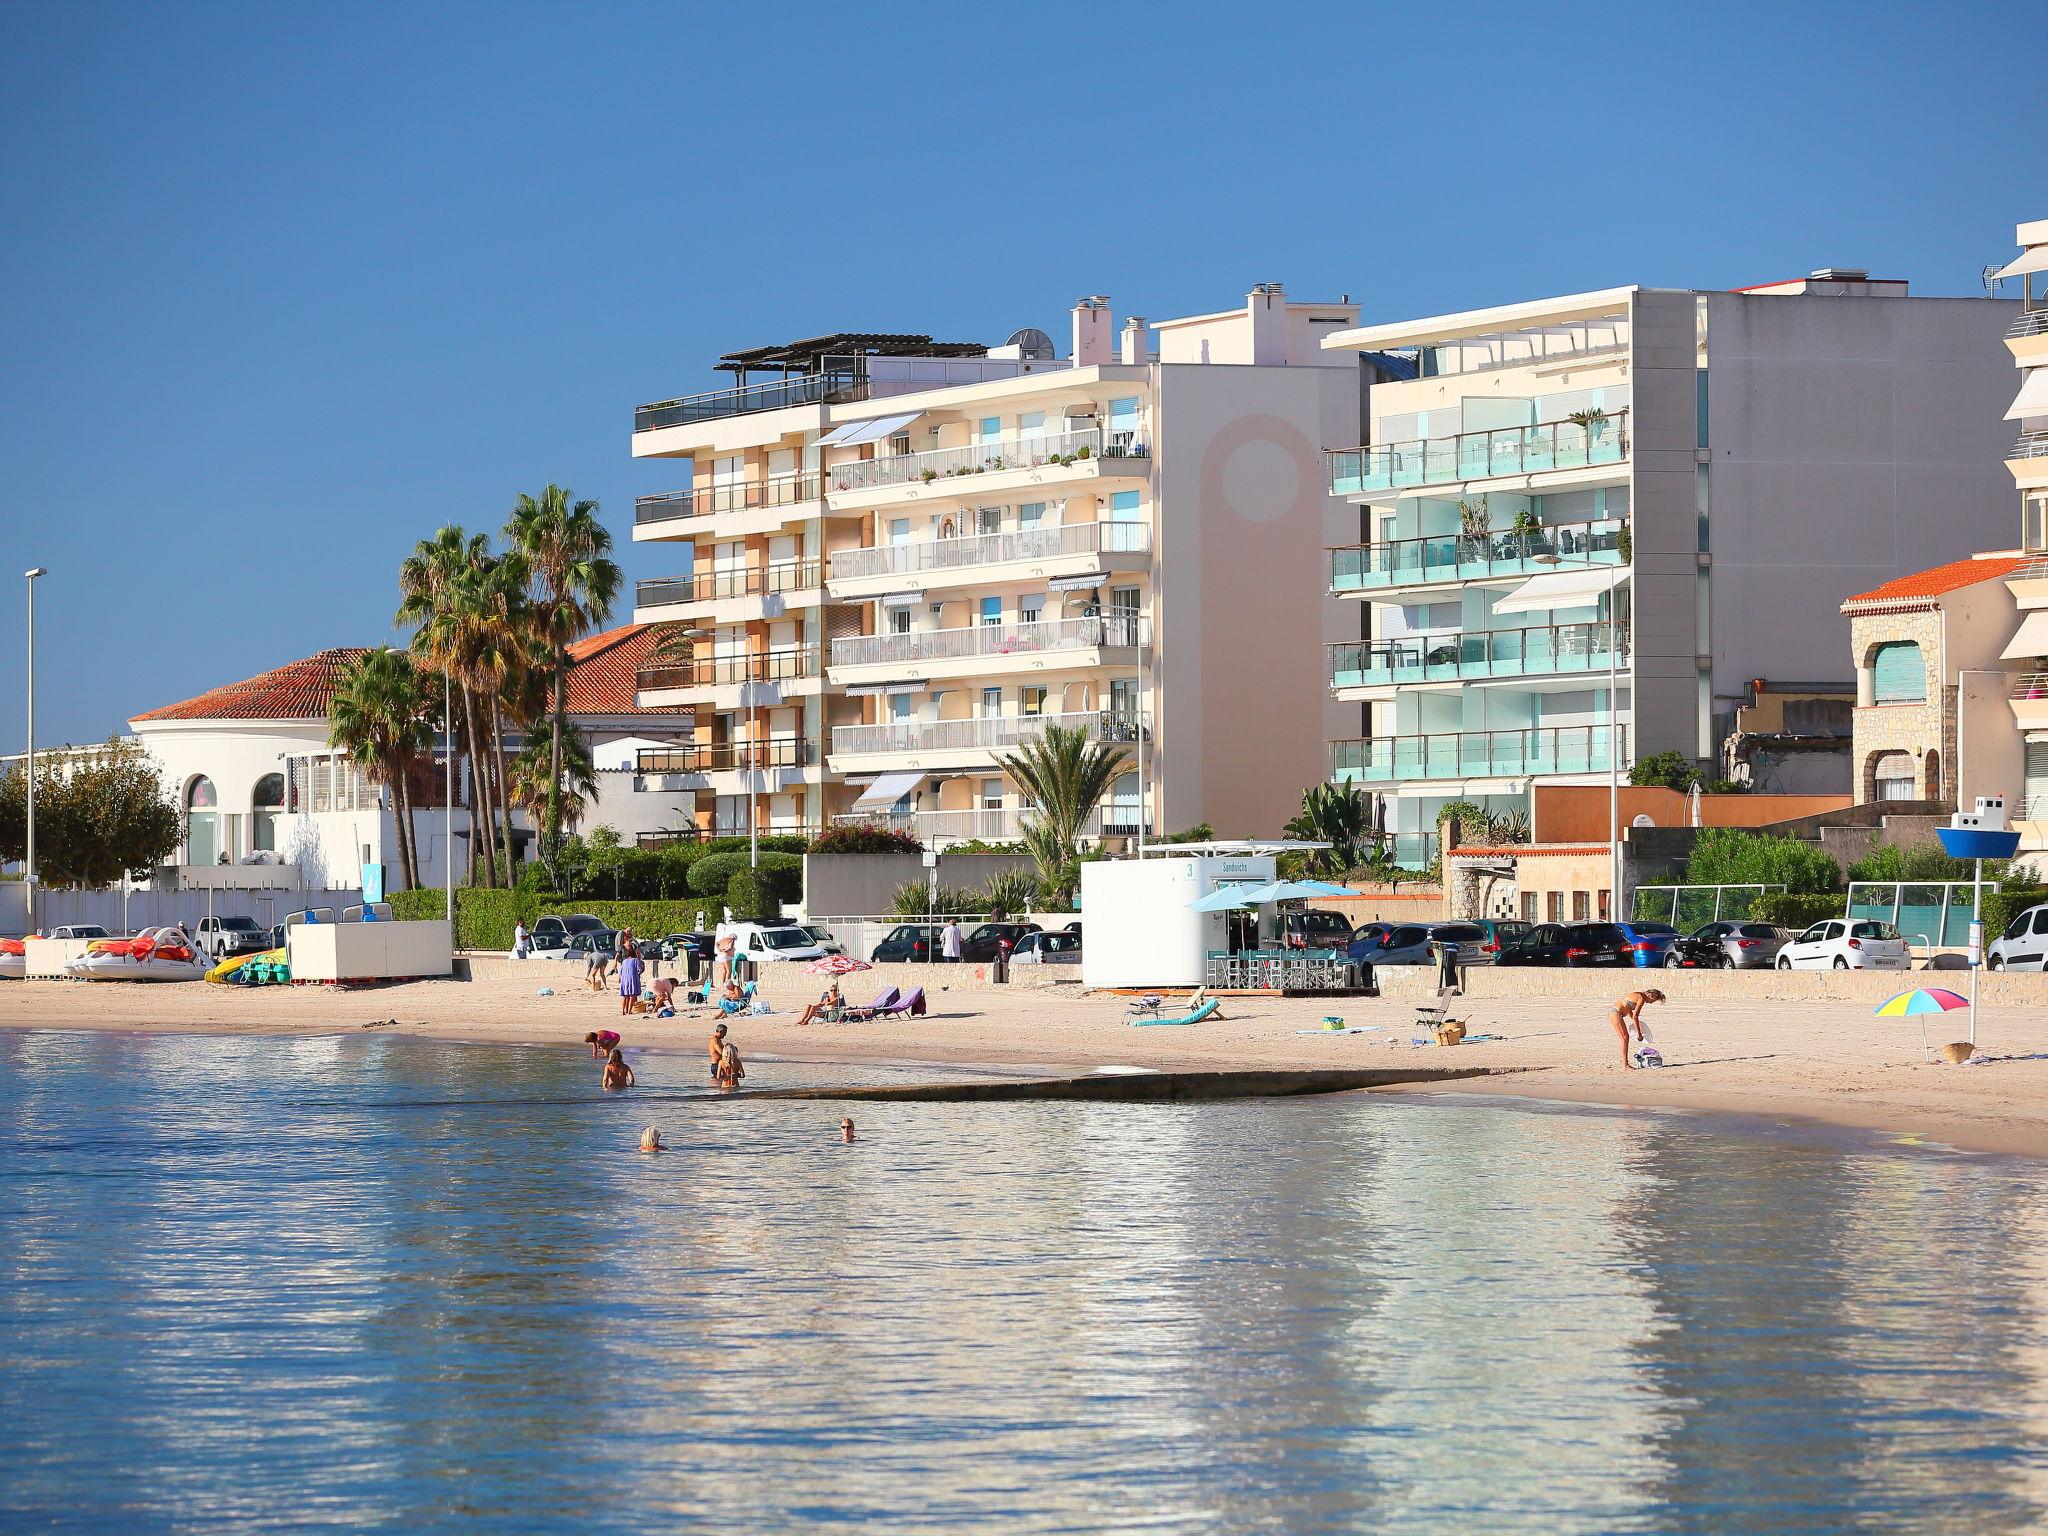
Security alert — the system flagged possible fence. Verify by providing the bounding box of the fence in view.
[1,883,366,938]
[1204,949,1363,993]
[1630,885,1788,929]
[1847,880,1993,949]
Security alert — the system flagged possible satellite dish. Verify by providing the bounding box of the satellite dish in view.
[1006,327,1055,361]
[1631,813,1656,828]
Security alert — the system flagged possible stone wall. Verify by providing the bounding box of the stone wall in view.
[1850,610,1952,804]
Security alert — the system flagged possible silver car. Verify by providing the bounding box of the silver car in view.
[1366,921,1493,966]
[1684,921,1791,970]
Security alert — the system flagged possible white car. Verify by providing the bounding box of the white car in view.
[1987,904,2048,969]
[1011,930,1082,965]
[715,920,845,964]
[1776,918,1912,971]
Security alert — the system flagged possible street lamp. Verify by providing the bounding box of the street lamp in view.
[1529,553,1624,919]
[23,568,46,935]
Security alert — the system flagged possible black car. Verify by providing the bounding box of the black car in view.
[1279,909,1354,951]
[871,924,945,963]
[1498,922,1632,967]
[960,922,1039,961]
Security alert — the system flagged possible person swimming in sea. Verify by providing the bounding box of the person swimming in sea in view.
[1609,989,1665,1069]
[839,1117,856,1143]
[714,1042,745,1090]
[639,1126,665,1153]
[602,1046,635,1091]
[586,1029,622,1060]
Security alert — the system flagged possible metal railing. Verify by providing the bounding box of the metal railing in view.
[636,824,821,848]
[634,476,822,525]
[636,739,816,774]
[831,708,1146,759]
[1847,880,1995,949]
[2011,673,2048,700]
[635,368,867,433]
[636,648,818,691]
[835,805,1133,842]
[2011,431,2048,462]
[1205,950,1363,993]
[826,426,1144,495]
[636,561,821,609]
[1631,884,1789,927]
[2009,308,2048,340]
[1331,724,1627,783]
[1330,517,1626,592]
[830,520,1150,582]
[1328,408,1630,495]
[829,614,1146,670]
[1329,622,1626,689]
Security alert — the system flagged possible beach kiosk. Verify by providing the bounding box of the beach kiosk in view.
[1080,841,1334,990]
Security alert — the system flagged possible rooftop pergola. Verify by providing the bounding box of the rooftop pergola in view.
[715,333,987,381]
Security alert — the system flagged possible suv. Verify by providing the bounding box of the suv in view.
[1989,904,2048,970]
[1279,909,1354,951]
[1011,930,1082,965]
[528,914,607,956]
[195,915,271,960]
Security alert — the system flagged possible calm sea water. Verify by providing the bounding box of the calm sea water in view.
[4,1030,2048,1534]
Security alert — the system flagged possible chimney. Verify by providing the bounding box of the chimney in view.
[1120,316,1148,365]
[1248,281,1285,366]
[1072,295,1112,366]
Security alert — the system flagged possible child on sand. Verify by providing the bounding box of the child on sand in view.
[585,1029,621,1059]
[1609,989,1665,1069]
[602,1047,635,1091]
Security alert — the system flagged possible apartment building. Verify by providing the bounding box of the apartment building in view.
[1319,273,2022,871]
[627,286,1364,845]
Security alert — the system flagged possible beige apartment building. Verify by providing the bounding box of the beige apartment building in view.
[625,287,1365,845]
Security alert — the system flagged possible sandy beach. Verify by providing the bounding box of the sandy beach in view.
[7,959,2048,1157]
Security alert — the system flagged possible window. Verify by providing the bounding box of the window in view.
[2029,909,2048,936]
[1874,752,1916,801]
[1108,397,1141,453]
[2027,743,2048,820]
[889,518,911,545]
[1871,641,1926,703]
[252,772,285,853]
[979,597,1002,627]
[977,505,1001,536]
[1571,891,1589,921]
[889,607,912,636]
[1522,892,1539,922]
[1110,490,1141,521]
[1019,596,1044,626]
[982,688,1003,716]
[1017,501,1046,530]
[2027,493,2048,554]
[889,694,912,722]
[979,778,1004,810]
[979,416,1001,442]
[1547,892,1563,922]
[1022,687,1047,715]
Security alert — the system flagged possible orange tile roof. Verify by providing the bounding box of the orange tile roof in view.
[1841,553,2030,609]
[565,623,685,716]
[1446,845,1606,857]
[131,648,372,722]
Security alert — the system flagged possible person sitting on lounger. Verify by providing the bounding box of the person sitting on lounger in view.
[717,982,751,1016]
[796,982,842,1028]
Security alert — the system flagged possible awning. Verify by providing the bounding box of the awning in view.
[1997,247,2048,281]
[2005,368,2048,422]
[854,770,924,809]
[1490,566,1627,615]
[818,411,922,447]
[1049,572,1108,592]
[878,591,920,608]
[844,682,918,698]
[2002,610,2048,660]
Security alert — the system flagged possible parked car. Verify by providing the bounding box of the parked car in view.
[1356,922,1493,966]
[194,915,271,961]
[1987,904,2048,969]
[1500,922,1641,967]
[1777,918,1912,971]
[1464,919,1533,961]
[1666,921,1791,970]
[527,914,607,956]
[656,932,714,966]
[1279,909,1354,951]
[47,924,108,941]
[1610,921,1683,967]
[1011,930,1082,965]
[961,922,1040,961]
[1497,923,1576,967]
[871,923,944,963]
[717,920,843,963]
[1346,921,1398,963]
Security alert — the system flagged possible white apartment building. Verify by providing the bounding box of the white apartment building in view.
[1320,273,2022,871]
[627,287,1368,845]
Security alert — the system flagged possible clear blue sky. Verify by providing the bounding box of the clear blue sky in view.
[0,0,2035,750]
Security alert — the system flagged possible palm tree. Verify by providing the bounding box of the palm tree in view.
[328,647,431,891]
[995,723,1130,901]
[1283,782,1374,877]
[509,725,597,829]
[505,486,621,868]
[398,528,494,886]
[447,550,532,886]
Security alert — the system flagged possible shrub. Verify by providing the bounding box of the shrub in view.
[1683,828,1840,894]
[977,866,1042,917]
[890,881,981,918]
[724,868,772,920]
[1630,750,1700,791]
[688,849,801,899]
[1749,891,1845,930]
[809,824,922,856]
[1848,841,2003,885]
[1981,887,2048,946]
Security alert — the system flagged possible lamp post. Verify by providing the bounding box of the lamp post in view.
[1529,553,1624,918]
[23,568,46,934]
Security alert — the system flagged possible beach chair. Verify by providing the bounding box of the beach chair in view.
[716,981,758,1016]
[1131,997,1220,1028]
[869,986,927,1018]
[840,986,900,1022]
[1125,994,1165,1021]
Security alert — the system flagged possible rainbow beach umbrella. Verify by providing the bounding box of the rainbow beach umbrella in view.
[1875,988,1969,1062]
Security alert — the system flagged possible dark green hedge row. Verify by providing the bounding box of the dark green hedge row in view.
[1748,892,1847,931]
[392,889,745,951]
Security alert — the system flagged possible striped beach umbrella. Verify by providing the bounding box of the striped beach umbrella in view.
[1875,988,1969,1062]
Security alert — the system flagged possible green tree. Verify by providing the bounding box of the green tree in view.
[1630,750,1702,791]
[0,738,181,888]
[326,647,432,891]
[1681,827,1840,893]
[398,527,493,886]
[508,725,597,832]
[995,723,1131,902]
[1283,783,1373,876]
[504,485,621,875]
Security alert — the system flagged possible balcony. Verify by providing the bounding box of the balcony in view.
[633,476,822,539]
[2010,308,2048,340]
[824,426,1147,507]
[1328,409,1630,497]
[834,804,1137,844]
[828,614,1147,683]
[2012,430,2048,463]
[634,647,820,708]
[1330,518,1625,594]
[636,739,817,774]
[828,520,1150,598]
[634,561,822,622]
[829,709,1146,771]
[1329,622,1626,692]
[2011,673,2048,733]
[635,369,867,434]
[1331,725,1627,784]
[637,823,821,848]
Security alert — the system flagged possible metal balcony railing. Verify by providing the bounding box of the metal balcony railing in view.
[1331,725,1628,784]
[825,425,1144,496]
[2011,430,2048,462]
[634,476,822,525]
[635,368,867,433]
[636,561,821,609]
[830,520,1150,582]
[830,708,1146,759]
[834,805,1133,842]
[829,614,1147,670]
[636,740,816,775]
[1329,517,1626,592]
[637,823,821,848]
[1329,622,1627,689]
[1328,408,1630,496]
[2010,674,2048,701]
[2008,308,2048,340]
[635,649,817,691]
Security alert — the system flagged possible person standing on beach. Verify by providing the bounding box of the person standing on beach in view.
[1609,989,1665,1069]
[513,921,530,959]
[618,945,644,1017]
[941,918,962,963]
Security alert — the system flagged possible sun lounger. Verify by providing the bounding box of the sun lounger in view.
[1125,994,1165,1020]
[868,986,926,1018]
[1130,997,1220,1028]
[840,986,900,1022]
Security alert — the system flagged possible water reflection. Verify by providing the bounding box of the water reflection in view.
[2,1034,2046,1533]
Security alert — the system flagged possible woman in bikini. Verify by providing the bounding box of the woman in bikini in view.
[1609,988,1665,1068]
[602,1046,635,1091]
[714,1042,746,1091]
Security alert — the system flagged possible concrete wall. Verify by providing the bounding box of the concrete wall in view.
[1,881,364,939]
[1628,289,1709,764]
[802,851,1043,918]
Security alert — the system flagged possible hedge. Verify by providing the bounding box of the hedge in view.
[392,888,741,952]
[687,850,800,898]
[1982,887,2048,947]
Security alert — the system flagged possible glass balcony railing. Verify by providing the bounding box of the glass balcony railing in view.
[825,425,1144,496]
[634,476,821,525]
[1328,408,1629,496]
[1331,725,1626,784]
[636,561,820,609]
[1329,622,1626,689]
[834,805,1132,842]
[829,614,1146,670]
[634,369,867,433]
[1330,517,1625,592]
[635,739,816,774]
[830,520,1149,583]
[635,648,817,692]
[830,709,1146,760]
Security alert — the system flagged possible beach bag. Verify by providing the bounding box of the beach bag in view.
[1434,1020,1467,1047]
